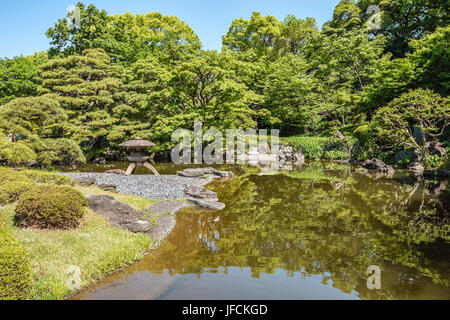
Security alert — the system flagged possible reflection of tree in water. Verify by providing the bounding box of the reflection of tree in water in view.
[136,162,450,299]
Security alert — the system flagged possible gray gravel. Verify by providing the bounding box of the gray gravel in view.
[60,173,211,201]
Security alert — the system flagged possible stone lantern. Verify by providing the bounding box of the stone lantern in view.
[118,137,160,176]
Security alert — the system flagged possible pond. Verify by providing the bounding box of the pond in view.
[71,161,450,300]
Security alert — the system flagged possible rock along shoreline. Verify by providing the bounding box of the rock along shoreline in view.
[60,169,232,245]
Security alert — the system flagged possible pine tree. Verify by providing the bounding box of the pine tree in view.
[37,49,126,147]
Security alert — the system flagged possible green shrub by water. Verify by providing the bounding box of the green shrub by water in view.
[0,214,32,300]
[15,185,87,230]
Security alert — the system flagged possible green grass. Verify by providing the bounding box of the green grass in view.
[283,135,350,160]
[2,205,153,300]
[0,184,157,300]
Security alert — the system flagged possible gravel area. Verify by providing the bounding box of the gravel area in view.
[60,173,212,201]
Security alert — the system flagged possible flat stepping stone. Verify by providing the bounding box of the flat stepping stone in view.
[184,185,219,202]
[187,197,226,211]
[176,168,234,179]
[176,167,217,177]
[86,195,152,233]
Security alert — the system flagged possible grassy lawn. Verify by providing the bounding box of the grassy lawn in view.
[283,135,354,160]
[1,186,156,300]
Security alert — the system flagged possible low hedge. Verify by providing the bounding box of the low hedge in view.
[0,167,31,184]
[0,214,32,300]
[0,180,36,205]
[21,170,75,186]
[15,185,87,230]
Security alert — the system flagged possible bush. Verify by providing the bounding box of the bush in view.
[284,135,351,160]
[0,139,36,167]
[31,138,86,167]
[424,154,444,169]
[15,185,87,230]
[21,170,75,186]
[0,180,36,205]
[0,167,32,184]
[283,136,328,159]
[0,214,32,300]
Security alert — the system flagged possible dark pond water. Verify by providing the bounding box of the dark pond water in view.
[72,162,450,300]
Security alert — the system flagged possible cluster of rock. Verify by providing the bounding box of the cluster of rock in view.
[184,185,225,211]
[79,167,233,242]
[176,167,232,211]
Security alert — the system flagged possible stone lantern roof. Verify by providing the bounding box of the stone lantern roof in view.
[118,137,155,148]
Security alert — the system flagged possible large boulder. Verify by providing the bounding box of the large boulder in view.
[176,167,217,178]
[86,195,152,233]
[362,158,386,170]
[185,185,219,202]
[361,158,395,176]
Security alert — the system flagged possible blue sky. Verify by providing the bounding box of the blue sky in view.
[0,0,340,58]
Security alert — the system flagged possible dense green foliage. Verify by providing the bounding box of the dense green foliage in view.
[15,185,87,230]
[46,2,201,63]
[0,53,47,105]
[0,1,448,165]
[0,133,37,166]
[0,167,31,184]
[21,170,75,186]
[0,214,32,300]
[0,181,36,205]
[0,167,36,205]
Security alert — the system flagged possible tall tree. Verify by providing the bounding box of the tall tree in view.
[37,49,126,146]
[0,52,47,105]
[223,12,318,60]
[357,0,450,57]
[130,51,261,147]
[46,2,201,64]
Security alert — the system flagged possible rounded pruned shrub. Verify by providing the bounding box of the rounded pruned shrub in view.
[15,185,87,230]
[0,215,32,300]
[0,180,36,205]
